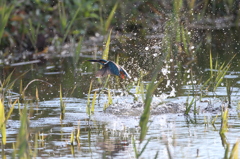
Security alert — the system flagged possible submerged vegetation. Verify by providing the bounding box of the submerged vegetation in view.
[1,0,240,158]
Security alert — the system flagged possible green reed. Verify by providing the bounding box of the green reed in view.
[91,91,97,114]
[0,99,6,145]
[202,52,235,94]
[70,130,74,145]
[135,71,145,102]
[228,140,239,159]
[226,79,232,108]
[220,108,228,135]
[27,19,40,52]
[73,36,84,71]
[86,80,98,116]
[102,29,112,60]
[222,129,239,159]
[16,104,30,158]
[133,65,163,158]
[86,80,93,116]
[103,86,113,111]
[104,1,118,32]
[59,85,66,119]
[0,0,14,44]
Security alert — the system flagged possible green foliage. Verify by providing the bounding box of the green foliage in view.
[0,99,6,145]
[27,19,40,51]
[86,80,93,116]
[16,104,30,158]
[60,84,66,120]
[220,108,228,134]
[0,0,14,44]
[102,29,112,60]
[203,52,235,93]
[104,2,118,32]
[103,86,113,111]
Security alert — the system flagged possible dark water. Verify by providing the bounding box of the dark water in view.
[1,29,240,158]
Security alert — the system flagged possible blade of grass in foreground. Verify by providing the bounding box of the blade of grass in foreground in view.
[86,80,93,116]
[139,71,163,143]
[60,84,66,120]
[16,104,30,158]
[0,99,6,145]
[229,140,239,159]
[91,91,97,114]
[104,2,118,31]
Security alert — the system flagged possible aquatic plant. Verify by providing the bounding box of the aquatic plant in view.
[86,80,98,116]
[60,84,66,120]
[59,1,82,44]
[103,86,113,111]
[102,2,119,33]
[208,52,235,91]
[27,19,40,52]
[0,0,14,44]
[0,99,6,145]
[102,29,112,60]
[16,104,30,158]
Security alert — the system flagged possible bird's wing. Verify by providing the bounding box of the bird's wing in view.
[107,61,120,76]
[95,66,111,78]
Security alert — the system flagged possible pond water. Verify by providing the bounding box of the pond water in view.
[1,29,240,158]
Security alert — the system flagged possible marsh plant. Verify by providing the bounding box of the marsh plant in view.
[59,84,66,120]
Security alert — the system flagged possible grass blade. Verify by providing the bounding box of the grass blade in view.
[104,2,118,31]
[0,99,6,145]
[102,29,112,60]
[91,91,97,114]
[229,140,239,159]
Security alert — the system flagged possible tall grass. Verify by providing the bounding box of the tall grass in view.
[102,29,112,60]
[60,84,66,120]
[16,104,30,158]
[132,59,163,158]
[202,52,235,96]
[86,80,97,116]
[104,2,118,32]
[0,0,14,44]
[0,99,6,145]
[27,19,40,52]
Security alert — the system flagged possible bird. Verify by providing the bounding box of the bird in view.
[88,59,131,79]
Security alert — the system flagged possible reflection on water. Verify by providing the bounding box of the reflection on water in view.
[1,29,240,158]
[3,98,240,158]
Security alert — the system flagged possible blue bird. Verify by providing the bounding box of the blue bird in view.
[88,59,131,79]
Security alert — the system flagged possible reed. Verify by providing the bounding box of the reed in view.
[76,121,81,146]
[0,0,14,44]
[229,140,239,159]
[27,19,40,52]
[220,108,228,135]
[70,131,74,145]
[91,91,97,114]
[104,2,118,32]
[16,104,30,158]
[62,4,81,43]
[86,80,93,116]
[102,29,112,60]
[103,86,113,111]
[73,36,84,71]
[60,84,66,120]
[203,53,235,93]
[0,99,6,145]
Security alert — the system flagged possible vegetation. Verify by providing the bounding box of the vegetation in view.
[0,0,240,158]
